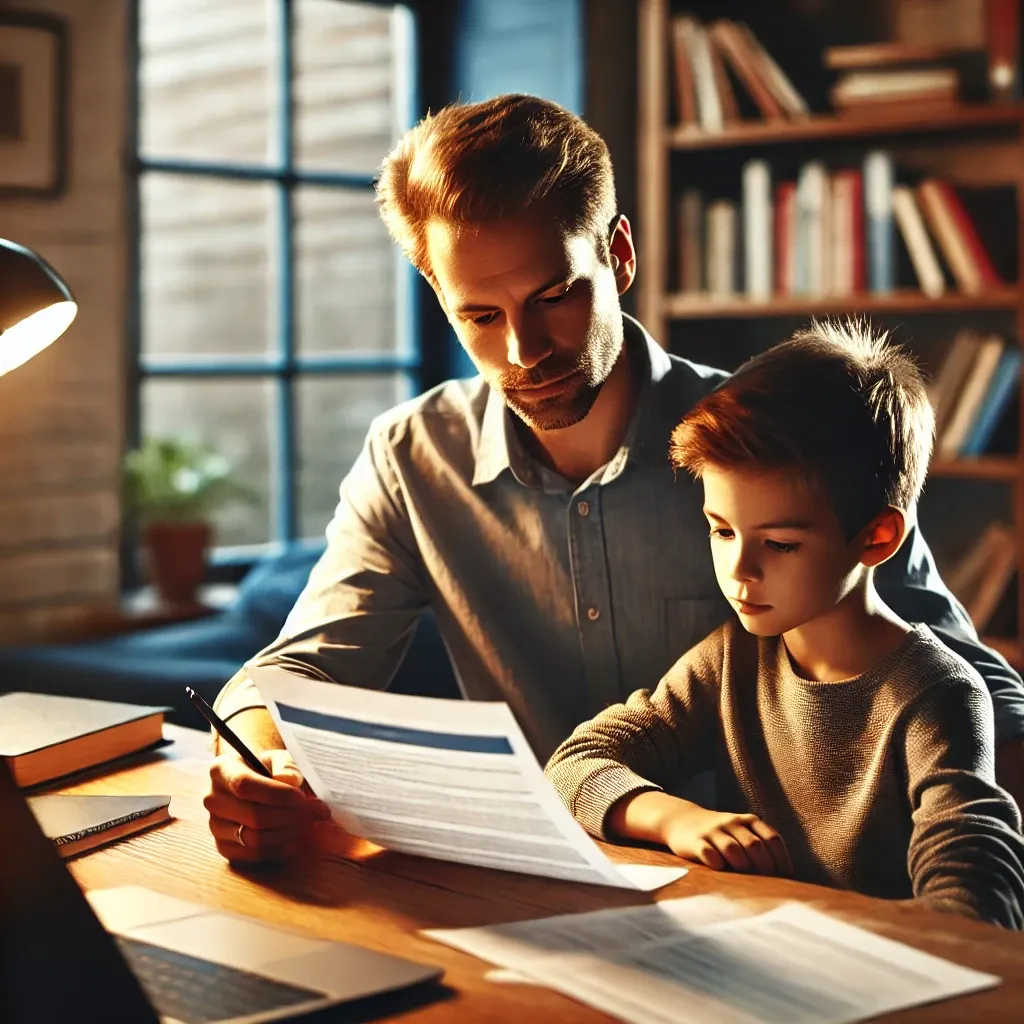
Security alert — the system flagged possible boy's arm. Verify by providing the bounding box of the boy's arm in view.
[544,636,721,839]
[904,677,1024,929]
[875,519,1024,807]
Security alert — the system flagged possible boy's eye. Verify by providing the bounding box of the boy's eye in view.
[766,540,799,553]
[709,527,734,540]
[471,311,499,326]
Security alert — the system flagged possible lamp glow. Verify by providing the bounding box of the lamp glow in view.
[0,238,77,378]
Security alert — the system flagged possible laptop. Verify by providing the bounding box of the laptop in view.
[0,762,443,1023]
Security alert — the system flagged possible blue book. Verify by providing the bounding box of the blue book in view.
[864,150,894,294]
[960,346,1022,456]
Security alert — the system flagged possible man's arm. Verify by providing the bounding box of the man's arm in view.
[904,676,1024,929]
[875,518,1024,807]
[212,422,429,758]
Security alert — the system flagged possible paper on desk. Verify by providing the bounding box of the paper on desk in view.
[425,896,1000,1024]
[251,667,686,891]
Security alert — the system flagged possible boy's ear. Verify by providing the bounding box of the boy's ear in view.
[858,506,907,568]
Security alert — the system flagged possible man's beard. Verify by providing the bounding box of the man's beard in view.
[499,327,620,432]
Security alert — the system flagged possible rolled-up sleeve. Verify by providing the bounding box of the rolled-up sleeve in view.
[212,418,428,721]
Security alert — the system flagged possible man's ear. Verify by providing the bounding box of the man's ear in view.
[858,506,907,568]
[608,214,636,297]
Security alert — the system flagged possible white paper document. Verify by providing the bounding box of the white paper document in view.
[425,896,1000,1024]
[251,667,686,891]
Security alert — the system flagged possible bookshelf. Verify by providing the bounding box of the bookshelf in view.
[637,0,1024,664]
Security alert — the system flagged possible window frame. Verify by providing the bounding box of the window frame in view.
[125,0,421,578]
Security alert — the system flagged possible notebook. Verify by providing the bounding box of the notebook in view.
[0,692,169,788]
[28,794,172,859]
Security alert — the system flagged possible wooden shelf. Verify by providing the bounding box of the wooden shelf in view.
[662,289,1020,320]
[666,104,1024,151]
[930,457,1020,481]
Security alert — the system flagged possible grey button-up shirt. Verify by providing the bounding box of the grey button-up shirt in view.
[219,316,1024,762]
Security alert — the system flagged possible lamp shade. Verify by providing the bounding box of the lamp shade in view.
[0,238,77,378]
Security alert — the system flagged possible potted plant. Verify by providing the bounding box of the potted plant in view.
[123,438,246,604]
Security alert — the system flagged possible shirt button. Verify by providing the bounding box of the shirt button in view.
[587,607,601,621]
[577,500,590,517]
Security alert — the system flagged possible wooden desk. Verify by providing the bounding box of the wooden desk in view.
[57,725,1024,1022]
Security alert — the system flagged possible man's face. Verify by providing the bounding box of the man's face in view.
[701,464,867,637]
[425,211,630,431]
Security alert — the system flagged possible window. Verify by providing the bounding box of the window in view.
[132,0,417,555]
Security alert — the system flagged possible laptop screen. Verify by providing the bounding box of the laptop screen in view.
[0,762,160,1023]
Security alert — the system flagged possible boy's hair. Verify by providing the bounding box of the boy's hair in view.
[375,94,617,280]
[670,319,935,537]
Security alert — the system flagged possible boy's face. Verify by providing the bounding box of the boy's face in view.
[424,211,634,432]
[701,464,867,637]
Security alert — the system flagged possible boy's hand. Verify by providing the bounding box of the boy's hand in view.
[661,804,793,876]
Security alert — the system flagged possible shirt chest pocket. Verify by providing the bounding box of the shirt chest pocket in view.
[661,596,730,665]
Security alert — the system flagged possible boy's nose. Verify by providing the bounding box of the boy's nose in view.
[729,546,762,583]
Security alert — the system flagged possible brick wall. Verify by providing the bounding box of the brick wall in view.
[0,0,128,641]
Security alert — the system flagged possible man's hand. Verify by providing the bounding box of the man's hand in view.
[660,804,793,875]
[204,748,332,864]
[607,790,793,876]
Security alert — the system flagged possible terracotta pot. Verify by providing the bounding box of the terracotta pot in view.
[142,521,212,604]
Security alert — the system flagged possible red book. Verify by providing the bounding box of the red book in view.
[934,180,1002,288]
[774,181,797,295]
[986,0,1021,102]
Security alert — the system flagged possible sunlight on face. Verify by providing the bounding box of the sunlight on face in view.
[702,465,866,636]
[424,212,624,431]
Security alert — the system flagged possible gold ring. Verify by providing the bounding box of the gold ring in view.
[236,822,246,847]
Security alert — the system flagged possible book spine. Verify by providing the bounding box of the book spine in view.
[710,21,785,120]
[986,0,1022,102]
[796,162,827,296]
[961,347,1022,456]
[891,186,946,297]
[917,180,983,294]
[690,24,724,132]
[939,339,1005,457]
[707,200,737,296]
[829,171,852,296]
[849,170,864,291]
[935,181,1001,288]
[670,17,699,127]
[864,151,894,294]
[743,159,773,299]
[53,808,155,847]
[775,182,797,296]
[680,188,704,292]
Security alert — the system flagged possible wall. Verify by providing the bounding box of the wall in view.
[0,0,127,641]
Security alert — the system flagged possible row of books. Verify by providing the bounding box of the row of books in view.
[929,332,1021,460]
[948,521,1017,634]
[676,152,1004,299]
[669,15,808,132]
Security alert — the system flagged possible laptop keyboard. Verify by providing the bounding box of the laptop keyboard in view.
[115,935,326,1023]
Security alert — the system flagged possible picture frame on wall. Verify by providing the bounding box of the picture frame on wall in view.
[0,11,68,198]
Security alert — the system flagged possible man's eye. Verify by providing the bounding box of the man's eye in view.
[472,311,499,326]
[540,285,570,304]
[766,540,799,553]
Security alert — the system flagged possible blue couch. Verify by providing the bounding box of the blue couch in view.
[0,549,460,729]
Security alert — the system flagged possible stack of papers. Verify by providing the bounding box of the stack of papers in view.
[425,895,999,1024]
[252,668,686,891]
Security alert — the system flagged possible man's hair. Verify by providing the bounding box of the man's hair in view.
[375,93,617,279]
[669,319,935,537]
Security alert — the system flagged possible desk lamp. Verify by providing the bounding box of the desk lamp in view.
[0,237,77,377]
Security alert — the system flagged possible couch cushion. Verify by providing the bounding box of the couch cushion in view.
[232,546,323,636]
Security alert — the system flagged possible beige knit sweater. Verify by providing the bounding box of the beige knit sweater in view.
[545,620,1024,929]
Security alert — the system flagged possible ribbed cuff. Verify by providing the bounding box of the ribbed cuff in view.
[573,763,663,840]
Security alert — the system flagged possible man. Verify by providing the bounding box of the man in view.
[204,94,1024,865]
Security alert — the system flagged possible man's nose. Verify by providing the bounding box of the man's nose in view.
[506,321,551,369]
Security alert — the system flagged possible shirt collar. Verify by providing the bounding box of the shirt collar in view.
[472,313,674,488]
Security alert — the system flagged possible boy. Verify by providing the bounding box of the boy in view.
[545,320,1024,929]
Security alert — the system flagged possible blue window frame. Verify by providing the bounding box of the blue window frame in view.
[128,0,419,562]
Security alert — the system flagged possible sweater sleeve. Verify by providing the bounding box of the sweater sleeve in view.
[904,675,1024,929]
[544,629,723,839]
